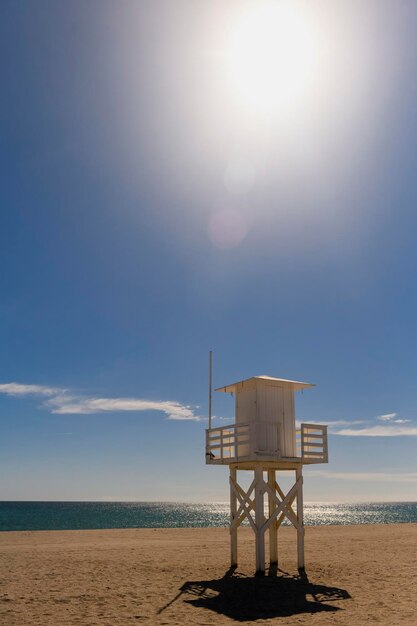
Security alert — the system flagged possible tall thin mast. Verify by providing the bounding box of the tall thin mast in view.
[208,350,213,430]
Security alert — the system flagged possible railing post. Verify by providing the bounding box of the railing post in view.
[301,424,305,459]
[233,424,237,460]
[221,429,224,462]
[323,425,328,463]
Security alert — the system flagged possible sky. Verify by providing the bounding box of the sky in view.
[1,0,417,503]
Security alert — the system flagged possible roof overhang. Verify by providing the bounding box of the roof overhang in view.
[215,375,315,394]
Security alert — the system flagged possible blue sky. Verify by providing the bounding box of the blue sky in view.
[1,0,417,502]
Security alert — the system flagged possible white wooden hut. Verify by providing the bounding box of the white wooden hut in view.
[206,373,328,574]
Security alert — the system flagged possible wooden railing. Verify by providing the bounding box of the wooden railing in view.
[206,421,328,464]
[206,423,251,463]
[296,423,328,464]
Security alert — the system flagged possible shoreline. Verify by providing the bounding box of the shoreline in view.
[1,524,416,625]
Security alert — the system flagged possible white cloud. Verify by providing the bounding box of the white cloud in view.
[308,470,417,483]
[0,381,200,421]
[329,410,415,435]
[377,413,397,421]
[47,396,200,421]
[376,413,411,424]
[333,424,417,437]
[0,383,62,397]
[303,413,415,436]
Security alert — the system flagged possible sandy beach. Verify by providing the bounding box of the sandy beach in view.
[0,524,415,625]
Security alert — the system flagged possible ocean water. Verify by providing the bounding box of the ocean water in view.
[0,501,416,532]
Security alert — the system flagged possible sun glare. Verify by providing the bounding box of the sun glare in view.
[227,2,321,117]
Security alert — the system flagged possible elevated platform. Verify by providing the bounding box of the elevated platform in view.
[206,422,328,466]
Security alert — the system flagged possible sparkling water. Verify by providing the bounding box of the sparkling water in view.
[0,501,416,532]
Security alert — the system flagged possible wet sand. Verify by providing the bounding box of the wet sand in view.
[0,524,415,625]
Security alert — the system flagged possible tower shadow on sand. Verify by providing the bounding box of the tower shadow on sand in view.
[159,567,351,621]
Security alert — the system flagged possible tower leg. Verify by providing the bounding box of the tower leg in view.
[268,469,278,566]
[255,467,265,575]
[229,466,238,568]
[296,465,305,570]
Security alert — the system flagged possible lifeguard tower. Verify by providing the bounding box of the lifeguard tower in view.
[205,372,328,574]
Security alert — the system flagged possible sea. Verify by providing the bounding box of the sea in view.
[0,501,416,532]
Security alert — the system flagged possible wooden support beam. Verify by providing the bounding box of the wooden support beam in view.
[227,463,306,574]
[229,467,237,567]
[255,467,265,575]
[296,465,305,570]
[261,478,302,533]
[276,492,297,528]
[275,481,297,521]
[235,481,255,527]
[231,477,257,532]
[237,502,254,528]
[268,469,278,565]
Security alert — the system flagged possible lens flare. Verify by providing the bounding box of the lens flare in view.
[227,1,321,117]
[208,209,247,250]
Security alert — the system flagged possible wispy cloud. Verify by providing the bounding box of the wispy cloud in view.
[0,383,62,397]
[377,412,397,421]
[376,412,410,424]
[323,412,415,436]
[334,425,417,437]
[0,382,200,421]
[308,470,417,483]
[47,396,199,420]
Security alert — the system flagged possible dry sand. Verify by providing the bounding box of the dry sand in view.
[0,524,415,625]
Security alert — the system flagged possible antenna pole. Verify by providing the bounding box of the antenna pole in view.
[208,350,213,430]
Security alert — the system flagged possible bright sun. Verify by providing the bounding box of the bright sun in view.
[227,2,321,117]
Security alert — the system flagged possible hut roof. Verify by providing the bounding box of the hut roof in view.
[215,375,314,393]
